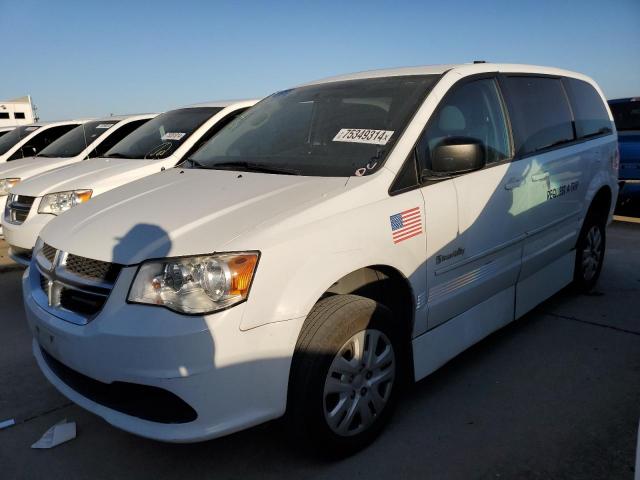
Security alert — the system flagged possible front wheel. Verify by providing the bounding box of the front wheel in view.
[573,214,606,292]
[287,294,403,456]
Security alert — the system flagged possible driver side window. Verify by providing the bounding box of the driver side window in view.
[417,78,511,175]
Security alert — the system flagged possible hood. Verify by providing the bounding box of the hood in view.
[40,168,348,264]
[11,157,166,197]
[0,156,79,183]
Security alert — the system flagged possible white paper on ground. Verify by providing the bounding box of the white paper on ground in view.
[0,418,15,430]
[31,419,76,449]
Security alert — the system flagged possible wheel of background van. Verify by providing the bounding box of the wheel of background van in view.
[287,294,403,456]
[573,213,606,292]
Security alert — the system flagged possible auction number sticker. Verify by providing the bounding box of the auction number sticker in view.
[161,132,186,141]
[96,123,114,129]
[333,128,394,145]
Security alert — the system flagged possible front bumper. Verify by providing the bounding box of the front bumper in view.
[23,266,304,442]
[3,205,52,251]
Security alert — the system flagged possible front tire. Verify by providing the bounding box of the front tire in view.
[287,294,403,456]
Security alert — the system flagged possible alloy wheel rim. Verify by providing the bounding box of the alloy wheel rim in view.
[582,225,603,282]
[323,328,396,437]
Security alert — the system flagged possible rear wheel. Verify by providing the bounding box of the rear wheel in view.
[574,214,606,292]
[287,294,403,456]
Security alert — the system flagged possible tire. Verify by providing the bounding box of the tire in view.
[573,212,606,292]
[287,294,404,456]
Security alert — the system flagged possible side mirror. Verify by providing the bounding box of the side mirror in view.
[22,145,37,156]
[423,137,485,179]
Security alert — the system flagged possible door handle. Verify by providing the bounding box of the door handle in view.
[531,172,549,182]
[504,178,525,190]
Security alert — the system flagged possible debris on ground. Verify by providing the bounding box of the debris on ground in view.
[31,419,76,449]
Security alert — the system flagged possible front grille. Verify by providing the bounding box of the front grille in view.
[59,288,107,316]
[65,254,121,283]
[6,195,35,225]
[40,347,198,424]
[39,273,48,291]
[33,246,122,323]
[42,243,56,263]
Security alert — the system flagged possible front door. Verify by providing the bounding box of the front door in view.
[417,77,525,331]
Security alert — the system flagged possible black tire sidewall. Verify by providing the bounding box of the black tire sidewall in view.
[288,295,404,455]
[574,215,606,292]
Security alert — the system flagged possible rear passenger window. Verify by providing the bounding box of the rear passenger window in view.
[503,76,574,156]
[417,78,511,174]
[563,78,612,139]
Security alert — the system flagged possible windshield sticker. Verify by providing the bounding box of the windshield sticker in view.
[333,128,394,146]
[96,123,114,129]
[354,167,366,176]
[161,132,186,141]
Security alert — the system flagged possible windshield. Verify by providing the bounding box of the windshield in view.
[188,75,438,176]
[37,120,120,158]
[104,107,221,159]
[0,125,41,155]
[609,100,640,131]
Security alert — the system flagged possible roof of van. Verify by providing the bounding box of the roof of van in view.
[91,113,158,122]
[28,119,96,127]
[301,63,595,86]
[608,97,640,104]
[182,99,260,109]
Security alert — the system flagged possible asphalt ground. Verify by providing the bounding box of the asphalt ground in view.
[0,221,638,479]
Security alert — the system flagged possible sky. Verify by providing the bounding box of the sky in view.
[1,0,638,121]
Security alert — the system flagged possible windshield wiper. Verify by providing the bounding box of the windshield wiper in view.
[182,158,207,169]
[209,161,301,175]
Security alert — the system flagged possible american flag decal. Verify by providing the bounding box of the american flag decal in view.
[390,207,423,244]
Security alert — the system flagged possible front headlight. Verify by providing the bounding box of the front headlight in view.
[128,252,259,314]
[0,178,20,196]
[38,190,92,215]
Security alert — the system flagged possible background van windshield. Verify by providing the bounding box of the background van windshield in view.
[188,75,438,177]
[0,125,41,155]
[609,100,640,131]
[104,107,221,160]
[37,121,119,158]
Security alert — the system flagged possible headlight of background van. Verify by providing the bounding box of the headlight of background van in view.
[128,252,259,314]
[38,190,92,215]
[0,178,21,196]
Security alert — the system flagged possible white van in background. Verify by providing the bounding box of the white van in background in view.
[0,121,85,164]
[0,126,16,138]
[0,114,155,238]
[4,100,257,262]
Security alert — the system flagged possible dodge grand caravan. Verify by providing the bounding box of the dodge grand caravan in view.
[5,101,256,262]
[0,120,84,164]
[24,64,618,454]
[0,114,155,240]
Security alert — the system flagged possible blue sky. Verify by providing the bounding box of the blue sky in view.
[1,0,638,121]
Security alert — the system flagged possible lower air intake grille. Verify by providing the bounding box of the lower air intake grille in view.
[40,347,198,424]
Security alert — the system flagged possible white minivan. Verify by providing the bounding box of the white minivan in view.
[0,115,155,239]
[0,126,16,138]
[23,64,618,454]
[0,120,84,164]
[4,101,256,263]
